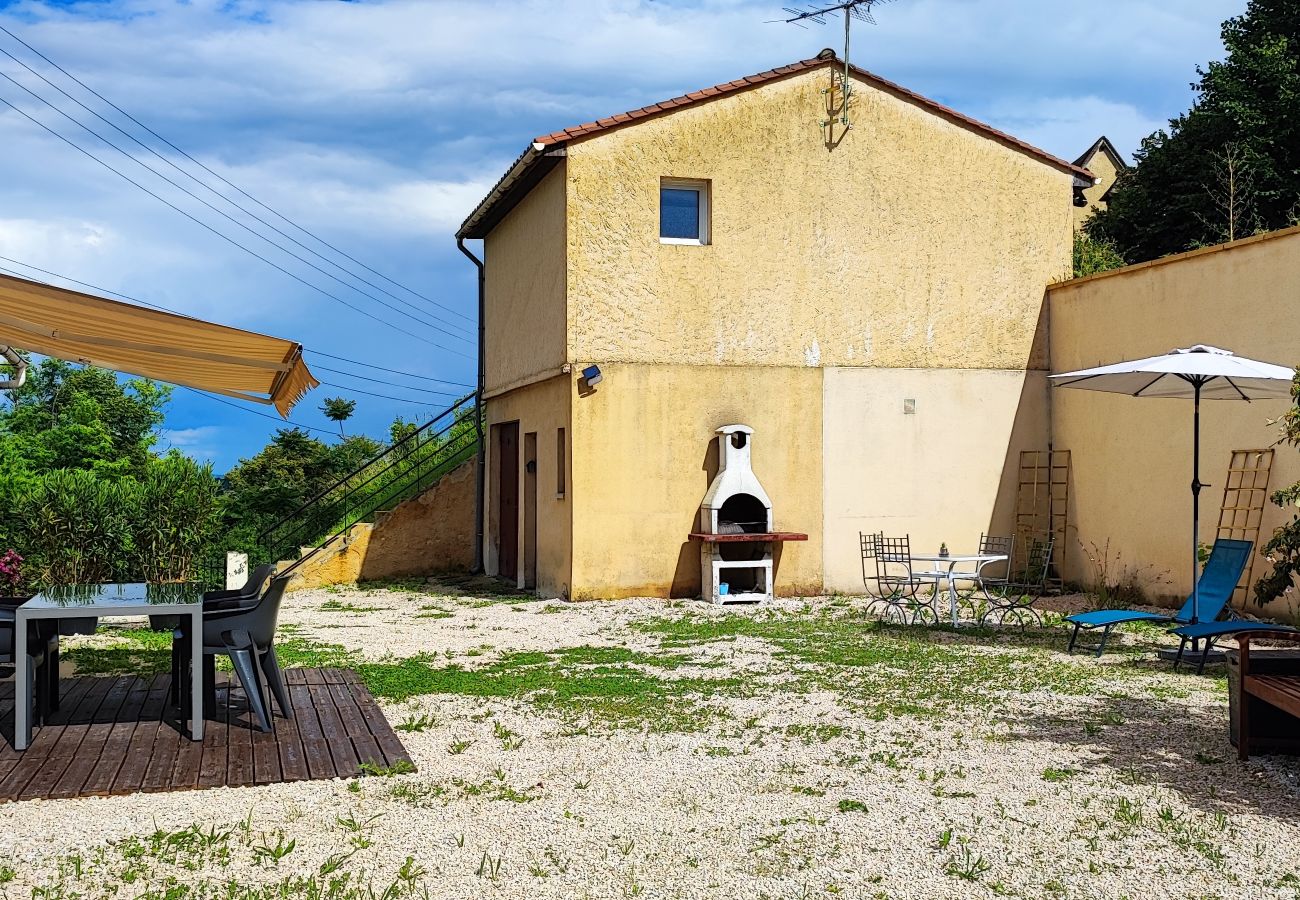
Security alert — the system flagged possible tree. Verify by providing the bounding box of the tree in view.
[320,396,356,437]
[1072,231,1126,278]
[1195,142,1259,244]
[218,428,384,554]
[0,357,170,477]
[1256,372,1300,606]
[1088,0,1300,261]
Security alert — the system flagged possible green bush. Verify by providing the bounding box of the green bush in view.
[130,454,221,583]
[1,456,220,588]
[10,468,135,585]
[1256,371,1300,605]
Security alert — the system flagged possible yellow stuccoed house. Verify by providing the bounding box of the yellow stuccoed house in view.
[456,50,1092,601]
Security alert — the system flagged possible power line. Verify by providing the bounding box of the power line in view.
[0,45,474,340]
[0,70,475,347]
[0,23,475,326]
[0,92,473,359]
[182,387,337,436]
[317,379,454,405]
[0,255,471,386]
[310,363,468,395]
[305,349,472,388]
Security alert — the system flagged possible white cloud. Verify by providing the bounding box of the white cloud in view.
[159,425,224,463]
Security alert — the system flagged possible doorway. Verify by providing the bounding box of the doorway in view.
[523,431,538,590]
[493,421,519,582]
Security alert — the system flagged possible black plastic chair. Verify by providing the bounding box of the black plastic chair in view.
[173,573,293,733]
[165,564,277,679]
[1,611,58,728]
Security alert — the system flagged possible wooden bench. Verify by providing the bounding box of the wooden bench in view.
[1238,631,1300,761]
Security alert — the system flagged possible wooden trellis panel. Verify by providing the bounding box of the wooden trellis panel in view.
[1217,448,1274,608]
[1015,450,1070,587]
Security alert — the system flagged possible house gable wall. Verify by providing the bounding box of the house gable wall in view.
[483,163,567,395]
[563,67,1072,372]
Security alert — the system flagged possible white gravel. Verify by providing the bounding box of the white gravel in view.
[2,583,1298,899]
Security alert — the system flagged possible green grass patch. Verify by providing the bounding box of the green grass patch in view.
[63,629,358,677]
[632,609,1156,719]
[355,645,742,732]
[320,599,383,614]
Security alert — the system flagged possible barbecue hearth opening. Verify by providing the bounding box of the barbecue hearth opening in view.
[717,493,768,534]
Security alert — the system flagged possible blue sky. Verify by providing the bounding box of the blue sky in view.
[0,0,1241,472]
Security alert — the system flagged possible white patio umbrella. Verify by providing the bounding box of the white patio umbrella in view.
[1050,345,1296,623]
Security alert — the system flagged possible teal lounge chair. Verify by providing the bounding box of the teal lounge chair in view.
[1065,538,1253,657]
[1170,618,1300,675]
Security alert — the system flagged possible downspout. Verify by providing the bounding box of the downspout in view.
[457,237,487,574]
[1,346,27,390]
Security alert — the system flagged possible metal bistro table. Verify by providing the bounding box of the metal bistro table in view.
[13,583,205,751]
[912,553,1009,628]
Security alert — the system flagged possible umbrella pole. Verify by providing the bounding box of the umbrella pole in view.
[1191,381,1203,624]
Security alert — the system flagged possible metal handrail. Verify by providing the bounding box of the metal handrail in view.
[275,425,479,576]
[242,394,478,570]
[255,391,475,545]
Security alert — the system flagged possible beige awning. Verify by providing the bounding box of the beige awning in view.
[0,272,319,416]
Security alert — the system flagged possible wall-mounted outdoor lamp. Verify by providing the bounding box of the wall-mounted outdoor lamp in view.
[581,365,603,387]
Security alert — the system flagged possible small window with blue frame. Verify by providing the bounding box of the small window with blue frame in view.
[660,179,709,244]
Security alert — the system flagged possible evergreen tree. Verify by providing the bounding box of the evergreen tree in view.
[1088,0,1300,261]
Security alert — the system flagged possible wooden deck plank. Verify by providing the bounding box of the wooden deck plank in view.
[327,681,384,770]
[350,680,411,768]
[16,676,112,800]
[225,679,256,788]
[309,682,359,777]
[112,675,170,795]
[79,676,149,796]
[1,669,407,803]
[48,675,135,800]
[270,672,307,782]
[196,676,231,790]
[290,682,336,780]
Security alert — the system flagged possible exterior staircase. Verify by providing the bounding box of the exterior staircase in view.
[240,394,480,587]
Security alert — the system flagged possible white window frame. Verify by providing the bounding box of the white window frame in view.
[659,178,710,246]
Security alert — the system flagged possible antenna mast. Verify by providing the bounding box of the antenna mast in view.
[781,0,893,128]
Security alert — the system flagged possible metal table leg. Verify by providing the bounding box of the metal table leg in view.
[189,608,204,742]
[13,608,29,750]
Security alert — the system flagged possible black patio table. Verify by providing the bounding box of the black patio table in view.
[11,583,205,751]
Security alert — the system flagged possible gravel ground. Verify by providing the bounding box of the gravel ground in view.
[2,583,1299,900]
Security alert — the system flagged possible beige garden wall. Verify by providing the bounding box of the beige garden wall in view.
[822,367,1049,594]
[1049,225,1300,618]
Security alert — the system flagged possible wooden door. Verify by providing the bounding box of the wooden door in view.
[495,422,519,582]
[523,431,538,590]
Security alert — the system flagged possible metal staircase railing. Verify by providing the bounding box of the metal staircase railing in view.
[200,394,479,584]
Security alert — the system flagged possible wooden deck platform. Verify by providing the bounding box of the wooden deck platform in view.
[0,668,411,803]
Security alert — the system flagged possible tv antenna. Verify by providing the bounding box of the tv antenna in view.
[781,0,894,129]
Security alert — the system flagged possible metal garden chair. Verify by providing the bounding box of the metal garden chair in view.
[951,533,1015,620]
[981,537,1054,627]
[860,532,946,624]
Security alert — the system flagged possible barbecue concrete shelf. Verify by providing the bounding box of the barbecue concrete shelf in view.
[688,532,809,543]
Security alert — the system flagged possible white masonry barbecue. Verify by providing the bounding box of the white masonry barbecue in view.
[690,424,807,604]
